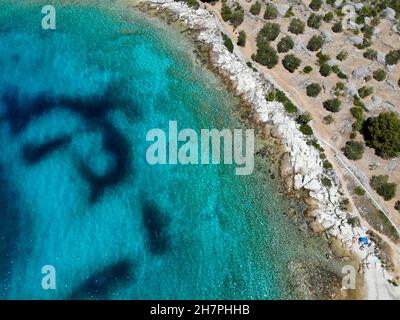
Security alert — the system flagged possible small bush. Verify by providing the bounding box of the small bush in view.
[303,65,313,73]
[343,140,365,160]
[323,98,341,112]
[323,160,333,170]
[309,0,322,11]
[230,6,245,28]
[277,35,294,53]
[264,3,278,20]
[306,83,322,97]
[322,177,332,188]
[282,54,301,73]
[237,30,246,47]
[370,175,397,201]
[252,42,279,68]
[297,112,313,124]
[275,90,298,113]
[332,21,343,33]
[323,115,334,124]
[250,1,261,15]
[222,33,234,52]
[337,50,348,61]
[358,86,374,98]
[385,49,400,65]
[373,69,387,81]
[299,124,313,136]
[307,13,323,29]
[363,48,377,60]
[221,4,232,22]
[265,90,275,102]
[186,0,199,9]
[307,35,324,51]
[289,18,305,34]
[323,12,334,22]
[395,201,400,212]
[354,187,366,196]
[319,64,331,77]
[257,22,281,43]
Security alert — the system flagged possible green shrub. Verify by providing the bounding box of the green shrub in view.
[275,90,298,113]
[323,160,333,170]
[303,65,313,73]
[370,175,397,201]
[222,33,234,52]
[363,48,378,60]
[337,50,348,61]
[363,112,400,159]
[237,30,246,47]
[307,35,324,51]
[250,1,261,15]
[358,86,374,98]
[257,22,280,43]
[307,13,323,29]
[395,201,400,212]
[332,21,343,33]
[319,64,331,77]
[186,0,199,9]
[350,107,365,132]
[323,98,341,112]
[343,140,365,160]
[265,90,275,102]
[309,0,322,11]
[297,112,313,124]
[282,54,301,73]
[299,124,313,135]
[354,187,366,196]
[230,6,245,28]
[264,3,278,19]
[316,51,330,65]
[252,42,279,68]
[385,49,400,65]
[323,115,334,124]
[277,35,294,53]
[373,69,386,81]
[323,11,334,22]
[322,177,332,188]
[289,18,305,34]
[306,83,322,97]
[221,4,232,22]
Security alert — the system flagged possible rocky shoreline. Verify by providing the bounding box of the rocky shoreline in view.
[135,0,399,299]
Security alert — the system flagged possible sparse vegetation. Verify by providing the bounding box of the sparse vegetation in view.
[370,175,397,201]
[222,33,234,53]
[332,21,343,33]
[336,50,348,61]
[354,187,366,196]
[343,140,365,160]
[237,30,246,47]
[358,86,374,98]
[319,64,331,77]
[297,112,313,124]
[385,49,400,65]
[363,48,378,60]
[322,177,332,188]
[275,90,298,113]
[395,201,400,212]
[323,115,334,124]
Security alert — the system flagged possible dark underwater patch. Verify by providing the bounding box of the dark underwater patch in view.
[78,121,131,204]
[70,259,134,300]
[141,200,170,255]
[22,135,72,165]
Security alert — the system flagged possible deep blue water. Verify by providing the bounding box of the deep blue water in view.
[0,0,334,299]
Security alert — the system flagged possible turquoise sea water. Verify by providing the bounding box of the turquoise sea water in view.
[0,0,338,299]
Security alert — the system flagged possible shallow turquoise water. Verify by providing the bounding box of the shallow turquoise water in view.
[0,0,334,299]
